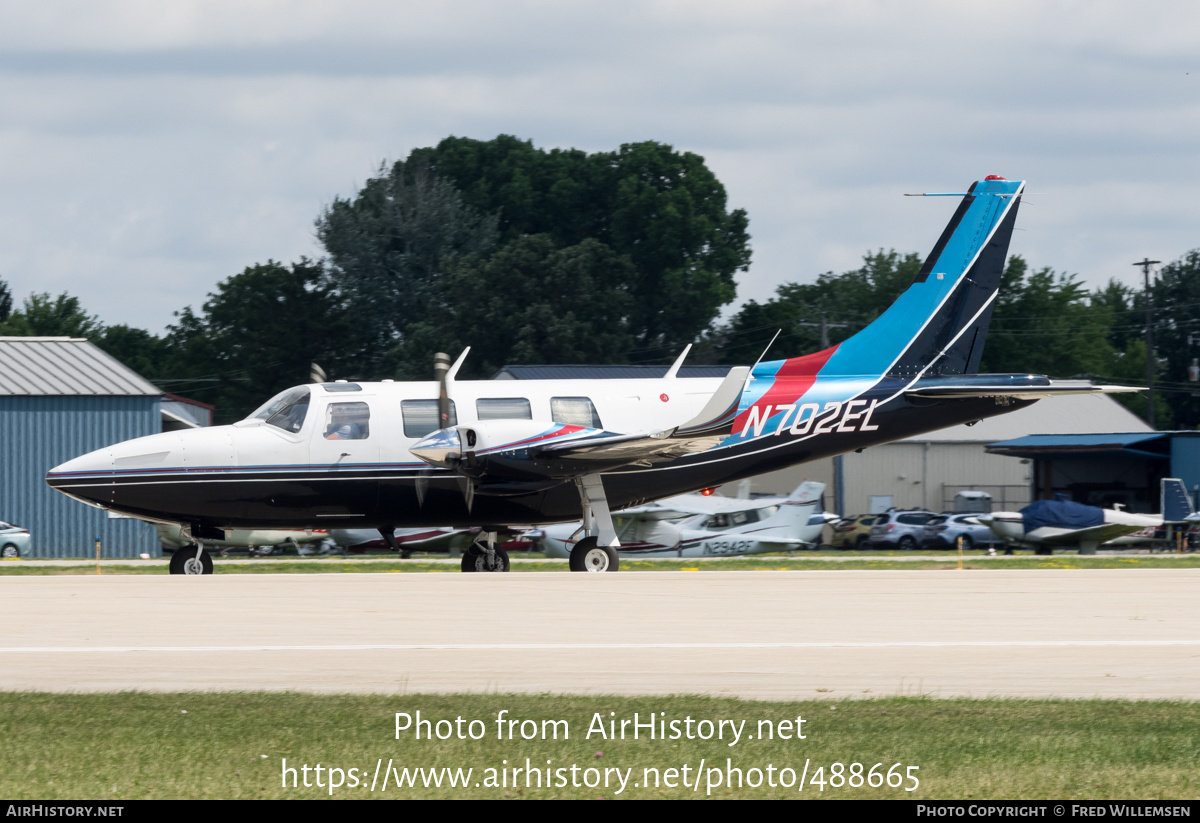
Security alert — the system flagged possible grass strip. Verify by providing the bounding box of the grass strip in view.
[0,693,1196,800]
[3,554,1200,574]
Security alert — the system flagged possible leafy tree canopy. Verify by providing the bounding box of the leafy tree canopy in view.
[315,158,500,369]
[0,292,103,338]
[162,259,350,423]
[0,279,11,323]
[407,135,751,352]
[389,235,636,380]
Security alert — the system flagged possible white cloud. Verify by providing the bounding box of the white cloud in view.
[0,0,1197,330]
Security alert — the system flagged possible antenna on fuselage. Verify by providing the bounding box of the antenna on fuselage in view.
[664,344,692,379]
[750,330,782,374]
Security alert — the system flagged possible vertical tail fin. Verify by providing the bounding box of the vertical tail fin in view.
[1161,478,1194,523]
[761,481,825,530]
[802,177,1023,379]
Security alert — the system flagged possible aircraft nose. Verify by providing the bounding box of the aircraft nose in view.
[45,447,114,506]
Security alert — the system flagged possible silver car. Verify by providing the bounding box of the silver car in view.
[0,521,31,558]
[869,509,938,550]
[921,514,1001,550]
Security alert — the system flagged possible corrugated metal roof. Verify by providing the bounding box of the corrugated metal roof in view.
[493,364,734,380]
[900,393,1154,443]
[0,337,160,396]
[984,431,1197,460]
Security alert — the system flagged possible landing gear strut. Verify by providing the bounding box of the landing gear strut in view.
[379,527,413,558]
[569,475,620,573]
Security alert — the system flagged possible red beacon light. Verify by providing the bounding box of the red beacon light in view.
[984,175,1006,181]
[700,487,715,496]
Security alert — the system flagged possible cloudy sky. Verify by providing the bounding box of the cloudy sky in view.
[0,1,1196,332]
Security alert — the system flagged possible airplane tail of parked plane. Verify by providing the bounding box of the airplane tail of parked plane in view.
[757,480,826,532]
[1161,478,1195,523]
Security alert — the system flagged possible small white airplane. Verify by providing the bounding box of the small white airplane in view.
[155,523,331,560]
[979,478,1198,554]
[46,176,1137,574]
[532,481,835,569]
[327,526,534,567]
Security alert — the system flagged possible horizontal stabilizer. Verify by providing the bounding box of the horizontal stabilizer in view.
[906,379,1140,401]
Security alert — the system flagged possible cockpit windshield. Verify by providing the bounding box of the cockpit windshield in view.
[248,386,311,433]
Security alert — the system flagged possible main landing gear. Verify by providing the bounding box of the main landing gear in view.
[169,544,213,575]
[568,475,621,573]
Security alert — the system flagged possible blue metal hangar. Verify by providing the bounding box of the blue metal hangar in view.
[986,431,1200,514]
[0,336,191,558]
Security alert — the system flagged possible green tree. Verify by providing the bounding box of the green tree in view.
[389,236,636,380]
[1146,249,1200,429]
[163,259,350,423]
[975,258,1115,377]
[94,325,169,380]
[0,292,102,338]
[718,250,922,363]
[413,136,751,353]
[0,279,11,323]
[315,158,499,369]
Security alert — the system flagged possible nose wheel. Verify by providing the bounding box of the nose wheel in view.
[460,536,510,572]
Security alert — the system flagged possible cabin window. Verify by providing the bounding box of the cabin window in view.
[477,397,532,420]
[550,397,602,428]
[323,402,371,440]
[401,399,458,438]
[252,386,311,433]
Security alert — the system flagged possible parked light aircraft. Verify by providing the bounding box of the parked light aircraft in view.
[978,478,1197,554]
[533,481,835,569]
[46,176,1135,574]
[155,523,331,560]
[327,526,533,565]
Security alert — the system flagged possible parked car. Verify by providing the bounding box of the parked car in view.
[833,514,879,549]
[869,509,938,550]
[921,513,1001,550]
[0,522,31,558]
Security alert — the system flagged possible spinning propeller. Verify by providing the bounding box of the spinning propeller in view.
[412,349,478,511]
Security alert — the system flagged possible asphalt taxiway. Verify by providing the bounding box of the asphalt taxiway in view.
[2,570,1196,699]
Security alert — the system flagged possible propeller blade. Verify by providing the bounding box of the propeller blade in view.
[434,352,452,429]
[458,476,475,514]
[415,472,429,508]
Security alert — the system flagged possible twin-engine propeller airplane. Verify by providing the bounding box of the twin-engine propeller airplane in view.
[46,176,1135,574]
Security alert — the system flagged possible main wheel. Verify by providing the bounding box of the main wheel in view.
[249,545,275,557]
[898,535,917,551]
[1,543,18,558]
[460,545,510,572]
[169,546,213,575]
[568,537,620,572]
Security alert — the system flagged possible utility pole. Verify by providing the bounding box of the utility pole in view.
[798,310,851,349]
[1133,257,1161,428]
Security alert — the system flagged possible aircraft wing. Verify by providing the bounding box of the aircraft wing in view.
[617,494,788,518]
[532,428,725,465]
[531,365,753,466]
[1033,522,1151,546]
